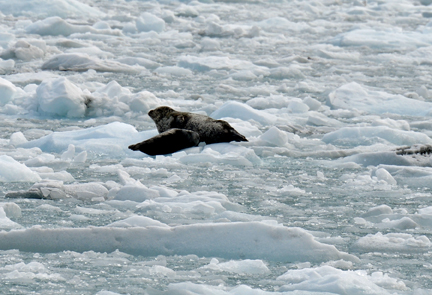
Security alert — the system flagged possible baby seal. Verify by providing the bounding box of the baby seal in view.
[128,128,200,156]
[148,106,248,144]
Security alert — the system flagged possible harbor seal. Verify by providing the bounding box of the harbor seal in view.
[148,106,248,144]
[128,128,200,156]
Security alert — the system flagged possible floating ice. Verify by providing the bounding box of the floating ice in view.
[178,56,257,72]
[9,132,28,147]
[322,126,432,146]
[116,57,160,70]
[330,28,432,50]
[0,58,15,74]
[19,122,143,157]
[339,152,413,167]
[36,77,86,118]
[1,40,46,61]
[1,261,65,282]
[211,101,276,126]
[328,82,432,116]
[107,216,169,228]
[136,13,166,33]
[154,66,192,77]
[0,77,17,106]
[0,207,21,230]
[259,127,288,147]
[0,222,357,263]
[354,232,431,253]
[0,155,41,182]
[256,17,310,33]
[26,17,113,36]
[146,283,333,295]
[363,205,393,217]
[0,0,105,18]
[277,265,405,295]
[374,168,397,185]
[202,258,270,275]
[179,144,261,167]
[0,202,21,218]
[113,185,160,202]
[42,53,142,73]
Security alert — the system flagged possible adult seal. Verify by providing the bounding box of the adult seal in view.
[148,106,248,144]
[128,128,200,156]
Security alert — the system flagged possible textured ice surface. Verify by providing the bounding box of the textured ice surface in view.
[1,0,432,294]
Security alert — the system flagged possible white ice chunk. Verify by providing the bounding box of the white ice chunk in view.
[9,132,28,146]
[107,216,169,228]
[303,96,322,111]
[278,265,404,294]
[328,82,432,116]
[339,152,413,167]
[154,66,192,77]
[178,55,257,72]
[0,207,21,229]
[246,95,292,110]
[0,202,22,218]
[61,144,75,161]
[0,222,358,263]
[116,57,160,69]
[114,185,160,202]
[0,77,17,106]
[136,12,165,33]
[202,259,270,275]
[36,77,86,118]
[363,205,393,217]
[330,28,432,50]
[0,0,105,18]
[322,126,432,146]
[20,122,143,158]
[26,16,113,36]
[1,40,45,61]
[379,217,418,230]
[39,170,75,182]
[269,65,305,80]
[371,118,410,131]
[375,168,397,185]
[288,100,310,113]
[211,101,276,125]
[260,127,288,147]
[65,182,109,201]
[256,17,310,33]
[354,232,431,253]
[73,151,87,163]
[0,155,41,182]
[42,53,142,73]
[0,58,15,74]
[200,38,220,51]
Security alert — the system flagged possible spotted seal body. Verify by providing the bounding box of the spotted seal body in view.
[128,128,200,156]
[148,106,248,144]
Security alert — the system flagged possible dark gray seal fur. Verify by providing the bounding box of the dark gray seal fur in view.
[128,128,200,156]
[148,106,248,144]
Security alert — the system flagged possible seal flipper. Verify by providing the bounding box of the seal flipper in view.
[129,128,200,156]
[216,120,248,143]
[230,130,248,142]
